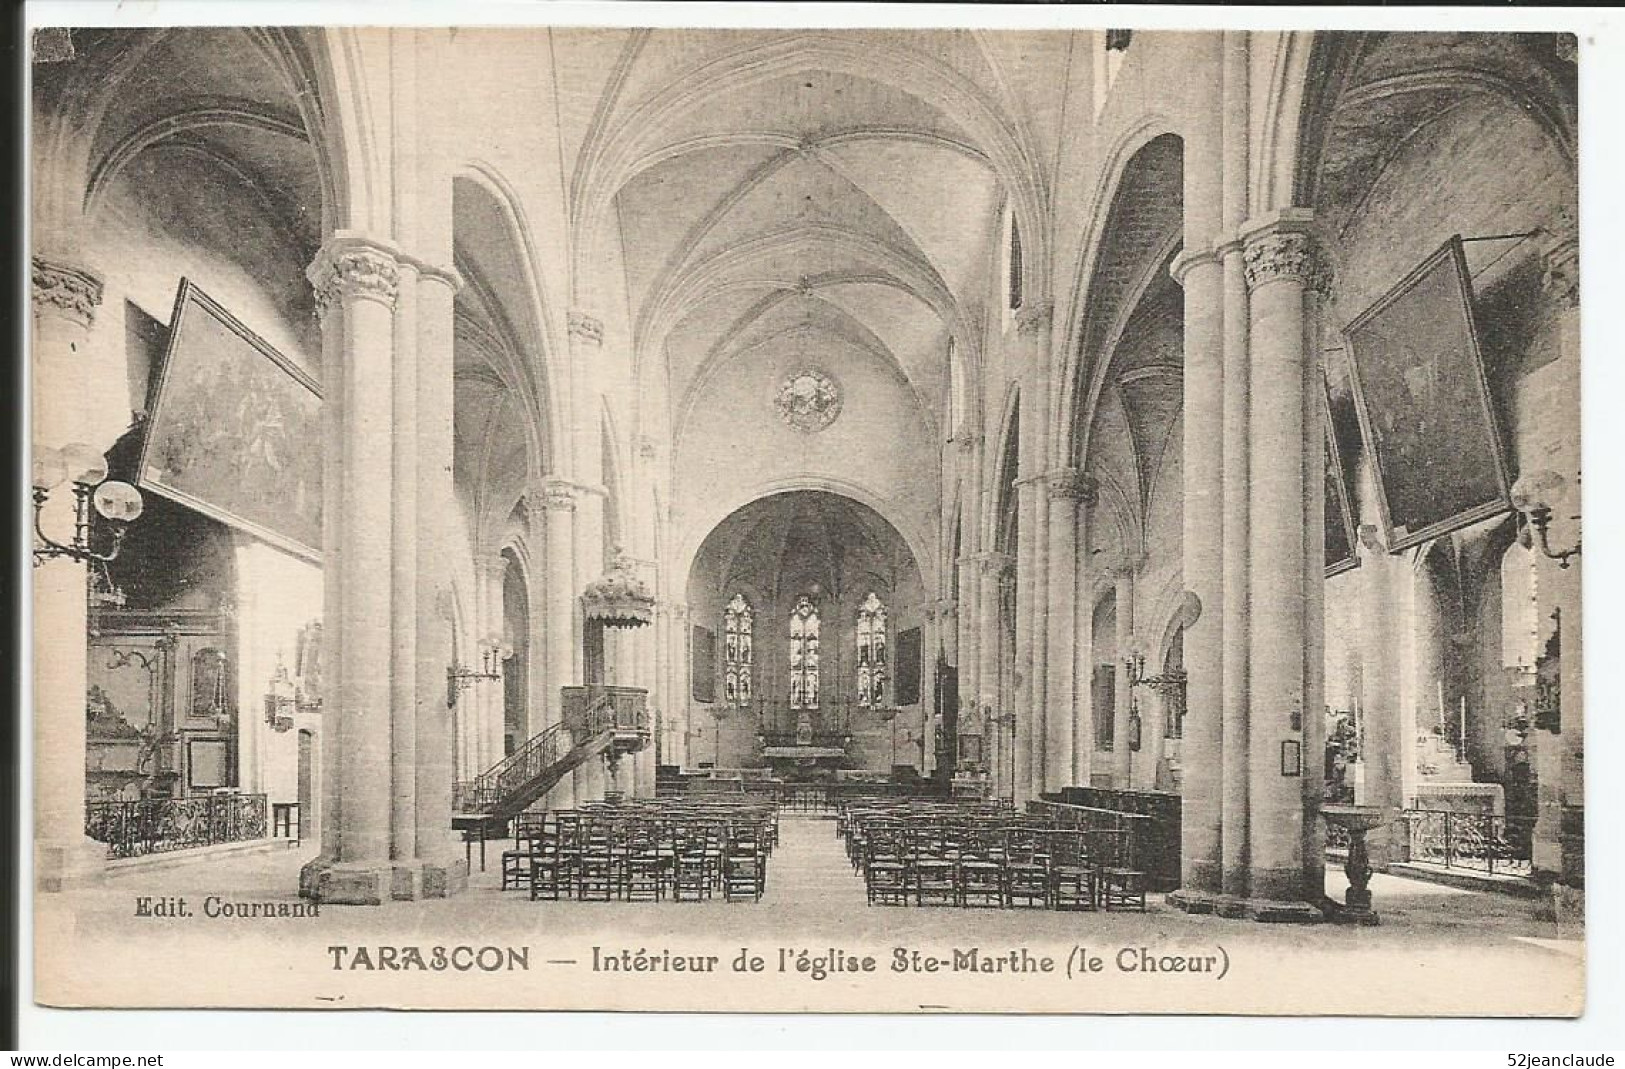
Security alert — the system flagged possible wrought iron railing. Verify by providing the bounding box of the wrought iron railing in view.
[1401,808,1535,877]
[759,730,850,749]
[453,719,572,815]
[85,793,268,859]
[453,691,640,816]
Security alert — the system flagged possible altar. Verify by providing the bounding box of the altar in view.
[753,700,853,778]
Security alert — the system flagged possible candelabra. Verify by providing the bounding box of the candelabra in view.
[32,443,144,567]
[1512,470,1580,569]
[447,636,507,707]
[1124,650,1187,753]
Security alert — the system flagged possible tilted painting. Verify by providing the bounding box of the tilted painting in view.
[1342,237,1513,552]
[138,280,322,560]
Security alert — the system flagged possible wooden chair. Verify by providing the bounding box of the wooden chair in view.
[576,837,617,902]
[673,849,710,901]
[863,824,909,906]
[723,842,764,902]
[955,828,1004,908]
[1094,829,1148,912]
[528,848,565,901]
[1046,828,1096,911]
[1001,825,1050,908]
[908,827,958,907]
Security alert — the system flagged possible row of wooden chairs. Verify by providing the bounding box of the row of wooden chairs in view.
[500,804,776,903]
[842,804,1148,911]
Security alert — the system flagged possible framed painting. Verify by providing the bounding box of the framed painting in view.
[894,626,922,706]
[1323,382,1359,577]
[138,279,322,561]
[691,624,717,703]
[1342,236,1512,552]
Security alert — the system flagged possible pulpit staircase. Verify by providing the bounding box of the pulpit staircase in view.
[452,687,649,826]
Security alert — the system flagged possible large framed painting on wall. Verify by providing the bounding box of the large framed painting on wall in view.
[691,625,717,703]
[894,627,922,706]
[1342,237,1512,553]
[139,280,322,560]
[1323,383,1359,577]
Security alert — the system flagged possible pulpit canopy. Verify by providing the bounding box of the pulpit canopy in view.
[582,547,655,628]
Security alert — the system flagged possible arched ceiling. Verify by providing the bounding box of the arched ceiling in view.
[690,490,923,605]
[62,28,324,264]
[574,30,1056,430]
[1303,32,1576,241]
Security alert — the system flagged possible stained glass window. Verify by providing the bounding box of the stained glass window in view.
[723,593,753,707]
[856,592,888,707]
[789,596,820,710]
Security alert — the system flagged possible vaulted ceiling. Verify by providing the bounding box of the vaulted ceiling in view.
[57,28,325,265]
[690,490,923,605]
[563,29,1070,432]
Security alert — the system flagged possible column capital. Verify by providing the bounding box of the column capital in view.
[931,597,959,620]
[950,433,984,452]
[415,259,464,294]
[1014,300,1053,337]
[1240,210,1327,293]
[541,478,578,512]
[1044,467,1097,504]
[1169,244,1221,286]
[567,310,604,347]
[31,256,103,326]
[307,235,400,318]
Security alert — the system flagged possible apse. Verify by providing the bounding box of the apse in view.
[685,491,928,772]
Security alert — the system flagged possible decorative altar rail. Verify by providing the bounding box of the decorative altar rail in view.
[85,794,268,859]
[1400,808,1535,877]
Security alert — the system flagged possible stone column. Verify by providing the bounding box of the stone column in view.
[1219,226,1254,900]
[1170,242,1226,905]
[634,564,658,798]
[389,259,420,888]
[414,259,466,895]
[473,553,505,772]
[301,236,401,905]
[1238,210,1323,914]
[1112,567,1136,788]
[1358,532,1410,867]
[1011,472,1039,805]
[977,552,1011,797]
[1044,469,1087,790]
[542,479,577,810]
[674,603,693,769]
[31,257,108,892]
[653,600,671,769]
[956,435,984,727]
[1072,528,1096,787]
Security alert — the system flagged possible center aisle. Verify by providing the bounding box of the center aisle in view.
[759,813,868,913]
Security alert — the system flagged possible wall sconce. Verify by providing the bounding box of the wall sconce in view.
[447,635,506,707]
[264,658,297,733]
[1511,470,1580,569]
[32,443,144,567]
[1124,650,1188,696]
